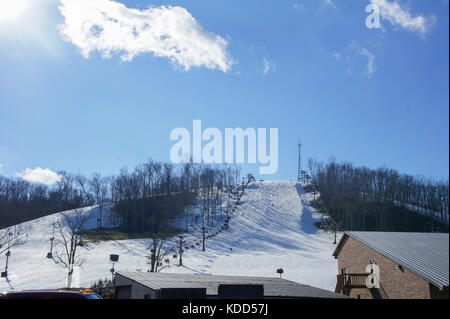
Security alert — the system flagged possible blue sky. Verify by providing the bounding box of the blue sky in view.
[0,0,448,183]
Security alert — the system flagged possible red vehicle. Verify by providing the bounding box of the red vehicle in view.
[0,289,102,299]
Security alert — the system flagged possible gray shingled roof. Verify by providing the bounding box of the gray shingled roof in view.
[333,232,449,289]
[116,272,346,298]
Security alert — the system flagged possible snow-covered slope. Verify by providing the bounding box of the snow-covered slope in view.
[0,181,340,292]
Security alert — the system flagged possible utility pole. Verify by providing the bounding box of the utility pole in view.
[179,235,184,266]
[297,140,302,183]
[202,226,206,251]
[202,207,206,252]
[226,207,229,227]
[225,216,230,230]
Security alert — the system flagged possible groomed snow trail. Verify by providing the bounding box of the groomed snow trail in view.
[0,181,339,292]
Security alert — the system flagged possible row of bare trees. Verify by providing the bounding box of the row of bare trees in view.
[110,161,241,233]
[0,160,242,232]
[308,158,449,232]
[0,171,111,228]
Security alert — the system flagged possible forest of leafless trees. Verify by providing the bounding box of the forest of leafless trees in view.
[0,171,92,228]
[308,158,449,232]
[0,160,241,234]
[110,161,240,233]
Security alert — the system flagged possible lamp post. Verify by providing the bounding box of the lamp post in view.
[276,268,284,279]
[47,222,55,258]
[110,254,119,281]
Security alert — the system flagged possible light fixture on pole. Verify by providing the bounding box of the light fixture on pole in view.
[276,268,284,279]
[110,254,119,281]
[47,222,55,259]
[1,232,13,278]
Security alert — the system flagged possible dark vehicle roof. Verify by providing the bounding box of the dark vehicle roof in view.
[0,290,102,299]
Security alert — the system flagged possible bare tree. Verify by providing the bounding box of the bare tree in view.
[147,236,174,273]
[89,173,108,228]
[53,209,88,288]
[0,224,29,255]
[75,174,93,206]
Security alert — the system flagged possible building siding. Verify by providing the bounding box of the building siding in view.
[337,236,435,299]
[114,273,157,299]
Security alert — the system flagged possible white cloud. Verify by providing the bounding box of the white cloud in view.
[321,0,336,10]
[16,167,62,185]
[293,1,335,13]
[349,41,376,78]
[262,57,276,75]
[0,163,3,174]
[58,0,234,72]
[359,47,376,77]
[370,0,435,35]
[335,41,376,78]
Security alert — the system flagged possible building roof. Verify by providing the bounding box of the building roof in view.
[115,272,346,299]
[333,232,449,289]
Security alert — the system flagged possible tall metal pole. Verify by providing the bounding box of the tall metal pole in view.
[4,232,12,277]
[110,262,115,281]
[297,140,302,183]
[202,226,205,251]
[202,208,206,251]
[179,236,183,266]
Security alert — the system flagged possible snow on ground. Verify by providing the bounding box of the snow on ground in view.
[0,181,341,292]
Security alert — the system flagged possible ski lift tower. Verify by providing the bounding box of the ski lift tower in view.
[297,139,302,183]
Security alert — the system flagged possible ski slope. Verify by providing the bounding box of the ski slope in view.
[0,181,340,292]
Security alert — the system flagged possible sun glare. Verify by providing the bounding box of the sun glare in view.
[0,0,29,22]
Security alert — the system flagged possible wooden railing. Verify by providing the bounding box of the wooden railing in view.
[335,273,370,295]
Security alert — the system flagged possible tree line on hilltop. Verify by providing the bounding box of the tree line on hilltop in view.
[0,160,241,232]
[308,158,449,232]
